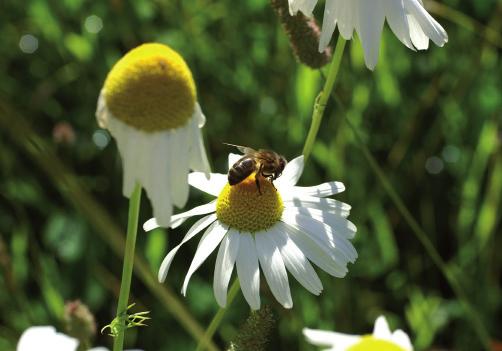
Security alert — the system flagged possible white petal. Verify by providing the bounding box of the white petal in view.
[143,200,216,231]
[407,14,429,49]
[284,195,351,217]
[319,0,338,52]
[270,225,323,295]
[336,0,358,40]
[169,200,217,229]
[148,134,173,227]
[143,218,160,232]
[235,233,261,310]
[167,124,190,208]
[391,329,413,351]
[303,328,361,348]
[195,102,206,128]
[182,221,228,295]
[117,122,142,197]
[384,0,414,50]
[17,326,79,351]
[95,91,109,129]
[228,153,243,171]
[288,0,299,16]
[373,316,393,340]
[405,0,448,47]
[275,155,304,189]
[283,209,358,263]
[255,232,293,308]
[213,229,240,307]
[277,221,348,277]
[292,181,345,197]
[158,213,217,282]
[189,103,211,176]
[283,207,357,239]
[298,0,318,17]
[105,113,195,227]
[188,172,227,197]
[356,1,385,70]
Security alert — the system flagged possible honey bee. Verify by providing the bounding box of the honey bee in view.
[226,144,287,194]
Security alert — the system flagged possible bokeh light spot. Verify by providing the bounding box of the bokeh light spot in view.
[425,156,444,175]
[93,130,110,149]
[19,34,39,54]
[442,145,460,163]
[84,15,103,34]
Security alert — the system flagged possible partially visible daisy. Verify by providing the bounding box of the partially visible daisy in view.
[303,316,413,351]
[16,326,143,351]
[288,0,448,70]
[96,43,210,226]
[144,153,357,310]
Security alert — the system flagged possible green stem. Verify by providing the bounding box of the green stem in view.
[338,97,492,351]
[195,279,241,351]
[302,36,346,162]
[113,183,142,351]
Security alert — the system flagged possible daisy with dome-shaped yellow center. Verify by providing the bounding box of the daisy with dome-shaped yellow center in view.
[144,152,358,310]
[304,316,413,351]
[216,173,284,233]
[96,43,210,226]
[102,43,196,132]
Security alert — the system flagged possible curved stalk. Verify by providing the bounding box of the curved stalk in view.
[302,36,346,162]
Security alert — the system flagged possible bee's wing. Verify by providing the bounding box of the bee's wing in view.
[223,143,256,155]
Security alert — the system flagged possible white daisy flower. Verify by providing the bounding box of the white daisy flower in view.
[144,153,357,310]
[303,315,413,351]
[96,43,210,226]
[288,0,448,70]
[16,326,143,351]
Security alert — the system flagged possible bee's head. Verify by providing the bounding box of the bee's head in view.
[276,155,287,177]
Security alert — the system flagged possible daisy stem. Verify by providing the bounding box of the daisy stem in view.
[338,98,492,351]
[302,36,346,162]
[194,279,241,351]
[113,182,142,351]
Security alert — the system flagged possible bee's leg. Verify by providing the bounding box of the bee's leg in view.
[269,177,277,191]
[255,177,262,195]
[256,164,263,195]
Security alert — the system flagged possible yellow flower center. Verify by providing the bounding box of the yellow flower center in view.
[216,173,284,233]
[347,336,406,351]
[103,43,196,132]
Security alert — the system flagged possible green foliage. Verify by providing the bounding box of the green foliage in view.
[0,0,501,350]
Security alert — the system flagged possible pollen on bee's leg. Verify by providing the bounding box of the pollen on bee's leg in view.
[216,173,283,233]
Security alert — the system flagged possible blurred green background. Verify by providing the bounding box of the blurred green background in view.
[0,0,501,350]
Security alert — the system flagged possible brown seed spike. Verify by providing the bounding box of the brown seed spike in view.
[269,0,332,69]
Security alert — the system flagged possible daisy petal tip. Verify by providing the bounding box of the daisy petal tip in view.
[302,328,313,336]
[143,218,159,232]
[215,296,227,309]
[366,61,377,71]
[373,315,392,338]
[157,267,167,283]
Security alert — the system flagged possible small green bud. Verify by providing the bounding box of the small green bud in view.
[63,300,96,350]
